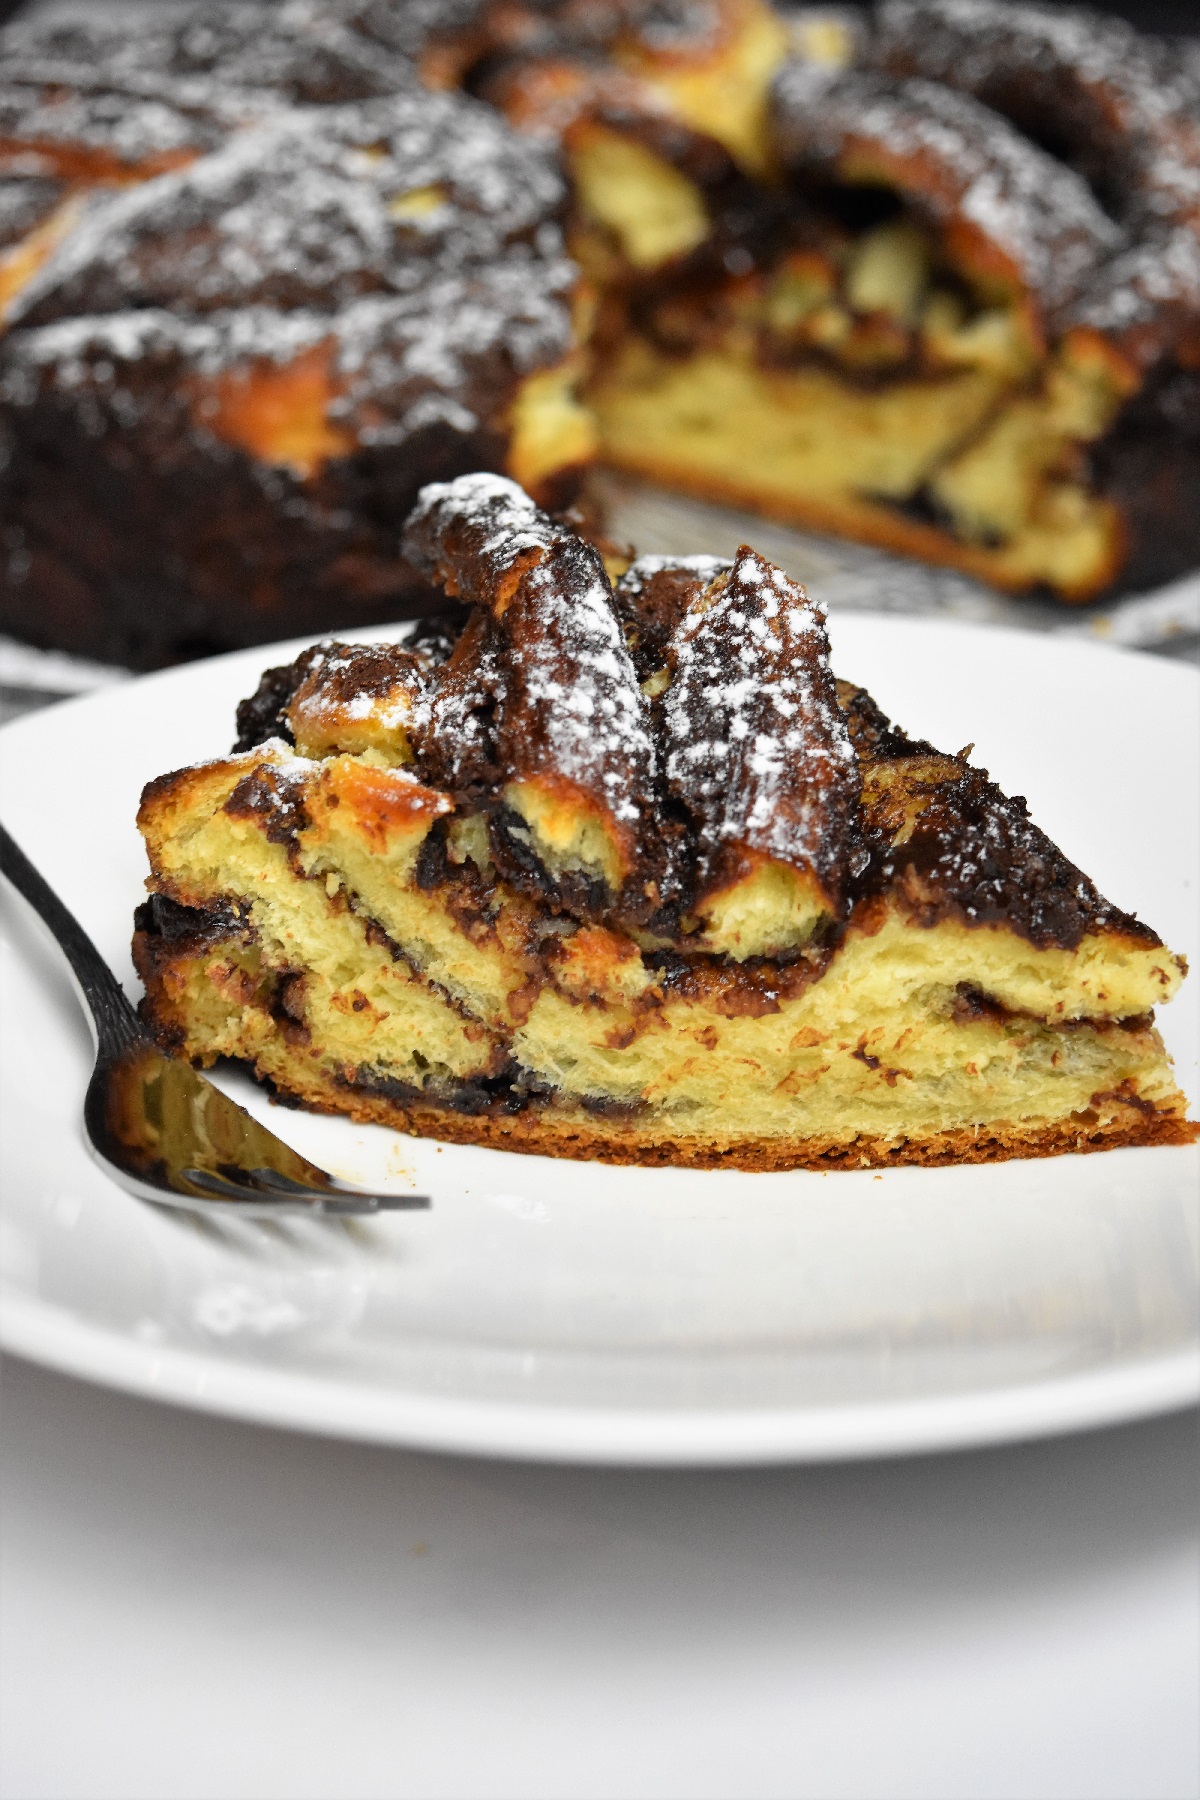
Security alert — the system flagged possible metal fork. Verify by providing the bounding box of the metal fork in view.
[0,822,430,1219]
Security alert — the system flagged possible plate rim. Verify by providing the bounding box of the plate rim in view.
[2,1289,1197,1466]
[2,602,1198,750]
[2,612,1197,1466]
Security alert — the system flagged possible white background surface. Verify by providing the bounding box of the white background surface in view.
[1,1354,1196,1800]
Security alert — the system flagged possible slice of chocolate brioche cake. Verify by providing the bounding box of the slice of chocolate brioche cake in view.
[133,474,1195,1170]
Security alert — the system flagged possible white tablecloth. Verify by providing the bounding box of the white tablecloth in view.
[1,1357,1196,1800]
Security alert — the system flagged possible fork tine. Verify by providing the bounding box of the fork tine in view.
[246,1167,341,1196]
[181,1167,277,1203]
[247,1168,431,1210]
[167,1185,361,1220]
[180,1166,429,1214]
[355,1191,432,1212]
[0,825,438,1225]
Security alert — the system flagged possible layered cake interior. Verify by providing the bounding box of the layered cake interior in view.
[571,79,1136,601]
[455,0,1199,602]
[410,0,1194,604]
[134,474,1196,1170]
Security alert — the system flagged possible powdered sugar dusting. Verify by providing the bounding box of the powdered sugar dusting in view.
[409,470,567,571]
[288,639,433,742]
[516,550,655,828]
[773,62,1121,324]
[405,473,657,845]
[10,89,566,330]
[872,0,1200,224]
[1,269,572,448]
[616,553,731,598]
[663,546,859,892]
[866,0,1200,355]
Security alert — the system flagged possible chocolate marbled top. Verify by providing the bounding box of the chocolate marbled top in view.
[869,0,1200,232]
[839,680,1159,949]
[235,487,1161,953]
[612,553,731,681]
[862,0,1200,363]
[9,89,567,329]
[771,61,1122,331]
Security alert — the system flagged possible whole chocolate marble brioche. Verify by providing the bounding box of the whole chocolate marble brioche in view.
[3,0,1199,667]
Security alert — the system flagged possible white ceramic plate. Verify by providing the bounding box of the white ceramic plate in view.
[1,617,1197,1464]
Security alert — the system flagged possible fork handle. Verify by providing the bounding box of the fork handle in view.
[0,821,143,1054]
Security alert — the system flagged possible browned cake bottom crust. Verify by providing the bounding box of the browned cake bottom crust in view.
[223,1057,1197,1172]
